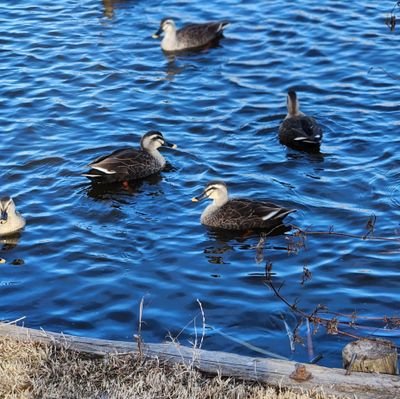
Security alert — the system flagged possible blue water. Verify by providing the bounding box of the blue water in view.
[1,0,399,368]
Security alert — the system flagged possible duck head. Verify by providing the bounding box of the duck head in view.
[140,131,177,152]
[0,197,14,224]
[152,18,176,38]
[192,181,229,207]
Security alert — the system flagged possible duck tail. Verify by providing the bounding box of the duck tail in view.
[82,172,101,179]
[82,169,109,179]
[219,21,230,31]
[279,208,296,219]
[262,208,296,222]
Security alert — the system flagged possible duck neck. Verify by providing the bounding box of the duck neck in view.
[212,194,228,207]
[286,94,304,118]
[148,148,166,167]
[201,196,227,224]
[162,30,178,51]
[0,211,25,235]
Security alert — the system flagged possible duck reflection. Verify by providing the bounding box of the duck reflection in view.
[1,233,22,250]
[164,57,186,80]
[102,0,132,18]
[206,224,291,242]
[286,149,325,163]
[203,224,292,265]
[285,150,325,181]
[86,173,162,200]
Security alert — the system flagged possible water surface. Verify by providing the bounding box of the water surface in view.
[1,0,399,367]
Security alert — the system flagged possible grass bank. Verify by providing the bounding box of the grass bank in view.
[0,335,338,399]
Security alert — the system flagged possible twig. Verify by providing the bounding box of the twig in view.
[196,299,206,351]
[265,261,274,281]
[290,224,400,243]
[255,234,266,264]
[315,310,400,326]
[368,66,400,81]
[300,266,312,285]
[386,1,400,31]
[363,214,376,239]
[5,316,26,325]
[266,279,400,348]
[345,353,358,376]
[134,297,145,358]
[190,299,207,366]
[281,314,295,352]
[207,324,289,360]
[306,318,314,361]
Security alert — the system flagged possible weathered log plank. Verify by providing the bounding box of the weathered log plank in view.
[0,323,399,399]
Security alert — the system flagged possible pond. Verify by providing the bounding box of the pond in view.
[1,0,399,368]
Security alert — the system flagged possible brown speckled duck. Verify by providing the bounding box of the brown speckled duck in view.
[192,181,295,231]
[279,90,323,152]
[152,18,229,52]
[83,131,177,184]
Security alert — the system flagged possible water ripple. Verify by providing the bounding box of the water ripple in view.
[0,0,399,368]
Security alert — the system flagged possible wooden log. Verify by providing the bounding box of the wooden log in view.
[343,338,398,375]
[0,323,399,399]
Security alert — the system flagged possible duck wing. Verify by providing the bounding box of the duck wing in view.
[213,199,295,230]
[177,21,229,48]
[84,148,161,182]
[299,116,323,143]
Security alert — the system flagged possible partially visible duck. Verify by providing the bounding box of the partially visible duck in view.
[279,90,323,152]
[83,131,177,184]
[0,197,26,237]
[152,18,229,52]
[192,181,295,231]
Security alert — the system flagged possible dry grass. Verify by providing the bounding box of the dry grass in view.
[0,336,340,399]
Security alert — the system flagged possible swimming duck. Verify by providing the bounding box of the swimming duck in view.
[152,18,229,52]
[279,91,323,152]
[0,197,26,237]
[192,182,295,231]
[83,131,177,184]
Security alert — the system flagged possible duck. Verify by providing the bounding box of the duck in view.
[279,90,323,152]
[83,131,177,184]
[0,197,26,237]
[152,18,229,52]
[192,181,295,231]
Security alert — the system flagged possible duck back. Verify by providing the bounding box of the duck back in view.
[279,115,322,152]
[202,199,294,231]
[86,148,163,183]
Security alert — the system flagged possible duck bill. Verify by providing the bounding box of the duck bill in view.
[0,210,8,224]
[152,28,162,39]
[191,190,209,203]
[163,141,177,149]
